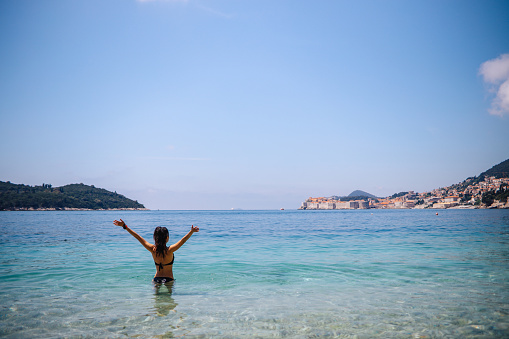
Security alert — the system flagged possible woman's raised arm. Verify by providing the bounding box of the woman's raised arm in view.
[113,219,154,252]
[168,225,199,253]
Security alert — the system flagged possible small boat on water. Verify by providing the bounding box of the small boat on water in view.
[280,208,284,210]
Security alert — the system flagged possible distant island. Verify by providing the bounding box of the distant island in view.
[0,182,147,211]
[299,158,509,210]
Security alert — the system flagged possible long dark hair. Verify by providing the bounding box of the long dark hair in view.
[153,226,169,258]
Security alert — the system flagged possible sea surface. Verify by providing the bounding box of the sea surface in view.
[0,209,508,338]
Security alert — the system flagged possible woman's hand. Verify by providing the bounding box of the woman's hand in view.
[191,225,199,233]
[113,219,126,227]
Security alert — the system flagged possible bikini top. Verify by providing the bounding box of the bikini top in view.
[154,254,174,271]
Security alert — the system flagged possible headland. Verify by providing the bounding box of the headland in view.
[0,182,147,211]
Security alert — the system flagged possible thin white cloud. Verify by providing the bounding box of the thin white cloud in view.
[136,0,233,19]
[137,0,188,3]
[195,4,234,19]
[142,156,210,161]
[479,53,509,117]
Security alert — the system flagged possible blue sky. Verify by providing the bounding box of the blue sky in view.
[1,0,508,210]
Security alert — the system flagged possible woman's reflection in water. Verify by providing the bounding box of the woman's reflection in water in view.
[153,280,178,316]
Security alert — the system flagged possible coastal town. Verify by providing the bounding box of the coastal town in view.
[299,175,509,210]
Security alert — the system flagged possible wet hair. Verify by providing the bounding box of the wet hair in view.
[153,226,169,258]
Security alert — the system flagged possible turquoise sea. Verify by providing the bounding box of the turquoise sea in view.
[0,209,508,338]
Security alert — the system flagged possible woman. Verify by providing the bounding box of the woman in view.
[113,218,199,284]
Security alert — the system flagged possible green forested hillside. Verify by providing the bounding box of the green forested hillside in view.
[479,158,509,179]
[0,182,146,210]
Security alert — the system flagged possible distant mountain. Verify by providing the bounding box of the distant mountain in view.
[0,181,146,211]
[348,190,377,198]
[479,158,509,180]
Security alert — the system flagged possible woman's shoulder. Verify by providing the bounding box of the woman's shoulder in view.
[153,247,172,257]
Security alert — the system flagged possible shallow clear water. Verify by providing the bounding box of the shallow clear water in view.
[0,209,508,338]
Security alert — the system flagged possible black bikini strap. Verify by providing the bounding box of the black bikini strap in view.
[155,255,174,271]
